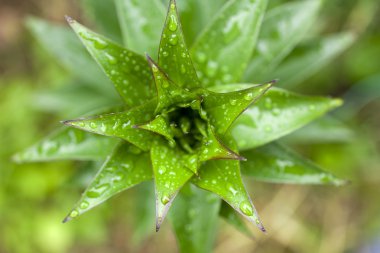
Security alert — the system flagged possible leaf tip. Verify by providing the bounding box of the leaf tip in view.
[64,15,75,24]
[62,215,72,224]
[331,98,344,108]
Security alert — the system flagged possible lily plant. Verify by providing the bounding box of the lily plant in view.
[16,0,352,252]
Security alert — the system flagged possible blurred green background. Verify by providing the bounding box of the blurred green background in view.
[0,0,379,252]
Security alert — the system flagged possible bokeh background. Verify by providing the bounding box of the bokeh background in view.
[1,0,379,252]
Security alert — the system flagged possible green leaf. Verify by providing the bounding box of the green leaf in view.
[63,101,157,151]
[284,116,354,144]
[158,0,200,89]
[203,82,273,135]
[191,0,267,86]
[211,85,343,150]
[66,17,154,106]
[272,32,356,88]
[219,201,252,238]
[114,0,166,56]
[13,128,117,162]
[81,0,122,43]
[176,0,227,46]
[170,184,221,253]
[192,135,265,231]
[136,115,175,145]
[151,140,195,231]
[241,142,346,185]
[147,56,197,113]
[63,142,152,222]
[26,17,115,95]
[244,0,321,82]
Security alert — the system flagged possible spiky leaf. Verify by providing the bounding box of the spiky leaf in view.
[63,142,152,222]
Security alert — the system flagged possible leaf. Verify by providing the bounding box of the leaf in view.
[244,0,321,82]
[26,17,115,96]
[202,82,273,135]
[63,101,157,151]
[191,0,267,86]
[114,0,166,56]
[176,0,227,46]
[136,115,175,145]
[272,32,356,88]
[241,142,347,185]
[192,135,265,232]
[284,116,354,144]
[13,128,118,162]
[63,142,152,222]
[81,0,122,43]
[66,17,154,106]
[146,56,197,113]
[150,140,195,231]
[219,201,252,238]
[210,85,343,150]
[158,0,200,89]
[169,184,221,253]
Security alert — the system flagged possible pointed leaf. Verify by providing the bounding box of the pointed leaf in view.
[158,0,200,89]
[63,142,152,222]
[198,124,244,163]
[81,0,122,43]
[169,184,221,253]
[63,101,157,151]
[151,140,195,231]
[192,135,265,231]
[115,0,166,56]
[191,0,267,86]
[66,17,154,106]
[203,82,273,134]
[136,115,175,145]
[211,85,343,150]
[241,142,347,185]
[244,0,321,81]
[13,128,117,162]
[147,56,197,113]
[26,17,115,96]
[273,32,355,88]
[220,201,252,238]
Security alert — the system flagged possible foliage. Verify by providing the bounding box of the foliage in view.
[10,0,375,252]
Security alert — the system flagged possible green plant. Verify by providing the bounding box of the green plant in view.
[16,0,354,252]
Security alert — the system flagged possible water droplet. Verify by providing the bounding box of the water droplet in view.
[158,166,167,175]
[90,122,97,129]
[77,122,85,127]
[170,3,175,10]
[100,123,107,132]
[162,81,169,88]
[230,99,237,105]
[168,15,178,31]
[79,201,89,209]
[161,195,170,205]
[227,183,238,196]
[162,51,169,57]
[86,190,100,198]
[180,64,186,74]
[105,53,117,64]
[239,201,253,216]
[244,92,253,101]
[169,34,178,45]
[93,37,108,49]
[195,52,207,63]
[206,61,218,77]
[69,210,79,218]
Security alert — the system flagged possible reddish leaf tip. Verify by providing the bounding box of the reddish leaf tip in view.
[64,15,74,24]
[62,215,72,224]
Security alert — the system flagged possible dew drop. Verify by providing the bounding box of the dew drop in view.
[169,34,178,45]
[93,37,108,49]
[239,201,253,216]
[162,51,169,57]
[70,210,79,218]
[206,61,218,77]
[227,183,238,196]
[244,92,253,101]
[90,122,97,129]
[168,15,178,31]
[105,53,117,64]
[230,99,237,105]
[161,195,170,205]
[158,166,167,175]
[79,201,89,209]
